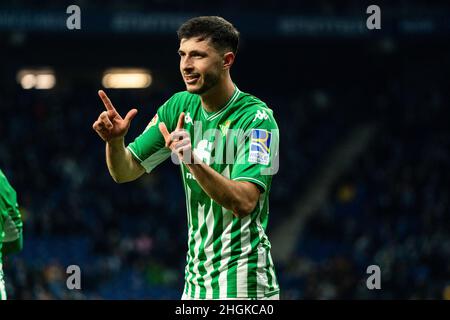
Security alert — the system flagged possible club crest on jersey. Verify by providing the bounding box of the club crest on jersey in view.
[249,129,271,165]
[219,120,231,136]
[146,114,158,131]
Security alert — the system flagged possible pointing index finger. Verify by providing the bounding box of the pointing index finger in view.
[98,90,116,112]
[176,112,185,130]
[158,122,171,147]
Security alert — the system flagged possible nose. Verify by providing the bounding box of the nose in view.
[181,56,194,73]
[183,66,194,74]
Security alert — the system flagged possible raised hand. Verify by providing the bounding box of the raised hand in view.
[93,90,138,142]
[158,112,193,163]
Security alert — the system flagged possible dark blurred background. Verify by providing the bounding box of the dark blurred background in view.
[0,0,449,299]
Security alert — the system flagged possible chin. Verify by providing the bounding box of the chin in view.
[186,87,199,94]
[186,85,206,95]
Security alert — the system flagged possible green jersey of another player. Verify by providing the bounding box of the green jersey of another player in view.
[0,169,24,300]
[128,85,280,299]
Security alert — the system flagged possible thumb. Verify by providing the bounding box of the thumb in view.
[158,122,171,146]
[124,109,138,126]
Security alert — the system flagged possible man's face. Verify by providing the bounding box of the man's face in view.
[178,37,223,95]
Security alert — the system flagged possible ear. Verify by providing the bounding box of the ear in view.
[223,52,235,70]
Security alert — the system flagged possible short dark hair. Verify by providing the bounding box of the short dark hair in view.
[177,16,240,55]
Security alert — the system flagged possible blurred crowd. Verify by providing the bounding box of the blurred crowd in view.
[281,69,450,299]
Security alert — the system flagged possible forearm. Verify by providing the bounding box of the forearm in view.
[106,138,145,183]
[2,232,23,256]
[186,161,258,218]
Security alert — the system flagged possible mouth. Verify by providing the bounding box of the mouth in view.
[184,74,200,85]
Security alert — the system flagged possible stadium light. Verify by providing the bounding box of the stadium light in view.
[35,74,56,90]
[20,74,36,89]
[102,68,152,89]
[17,69,56,90]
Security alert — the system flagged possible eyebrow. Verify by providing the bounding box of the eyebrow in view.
[177,49,207,56]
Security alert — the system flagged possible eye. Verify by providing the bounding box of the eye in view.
[192,52,206,58]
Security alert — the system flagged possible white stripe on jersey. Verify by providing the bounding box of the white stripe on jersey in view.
[217,165,233,298]
[0,264,6,300]
[236,215,252,297]
[184,182,194,296]
[256,245,269,297]
[0,280,5,300]
[192,203,205,299]
[202,204,216,299]
[255,195,270,296]
[258,193,278,292]
[267,252,278,291]
[218,207,233,298]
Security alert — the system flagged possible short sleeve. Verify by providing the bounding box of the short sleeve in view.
[127,93,184,173]
[231,107,280,193]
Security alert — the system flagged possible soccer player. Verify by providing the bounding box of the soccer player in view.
[0,169,24,300]
[93,16,280,300]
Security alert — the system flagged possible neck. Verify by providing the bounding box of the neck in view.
[200,75,235,113]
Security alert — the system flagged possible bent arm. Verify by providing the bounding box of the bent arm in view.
[106,138,145,183]
[2,232,23,256]
[2,206,23,256]
[186,161,260,218]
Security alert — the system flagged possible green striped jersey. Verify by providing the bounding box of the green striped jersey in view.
[0,169,24,300]
[0,169,23,262]
[128,85,280,299]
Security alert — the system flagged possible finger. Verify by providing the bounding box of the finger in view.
[177,144,192,154]
[171,130,189,142]
[173,138,191,151]
[92,120,102,131]
[177,145,193,164]
[124,109,138,126]
[107,109,117,118]
[93,120,107,133]
[100,111,113,129]
[158,122,171,147]
[176,112,185,130]
[98,90,116,112]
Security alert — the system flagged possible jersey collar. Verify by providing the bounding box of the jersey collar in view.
[201,84,241,121]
